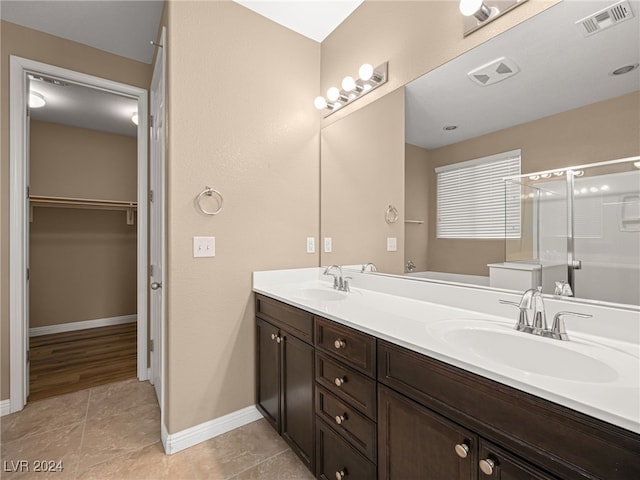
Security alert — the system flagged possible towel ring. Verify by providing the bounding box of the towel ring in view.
[196,186,224,216]
[385,205,399,224]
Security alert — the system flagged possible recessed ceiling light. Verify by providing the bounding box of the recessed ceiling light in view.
[609,63,639,76]
[29,91,46,108]
[443,125,457,131]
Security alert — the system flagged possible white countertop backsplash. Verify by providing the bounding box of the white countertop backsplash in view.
[253,267,640,434]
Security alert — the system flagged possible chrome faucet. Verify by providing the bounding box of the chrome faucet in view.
[500,287,591,341]
[323,265,351,292]
[361,262,378,273]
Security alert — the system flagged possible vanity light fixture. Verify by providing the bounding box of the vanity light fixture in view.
[29,91,46,108]
[314,62,388,116]
[460,0,528,36]
[131,112,139,125]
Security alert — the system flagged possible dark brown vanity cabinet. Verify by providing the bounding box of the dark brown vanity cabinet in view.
[255,295,315,474]
[378,340,640,480]
[315,317,378,479]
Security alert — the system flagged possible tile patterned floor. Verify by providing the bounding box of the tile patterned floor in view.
[1,379,314,479]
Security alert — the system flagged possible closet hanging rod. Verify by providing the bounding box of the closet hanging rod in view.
[29,195,137,209]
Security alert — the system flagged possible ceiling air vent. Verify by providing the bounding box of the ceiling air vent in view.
[576,0,634,37]
[467,57,520,87]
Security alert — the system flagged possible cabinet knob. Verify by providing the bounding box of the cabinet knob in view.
[334,376,346,387]
[335,470,346,480]
[270,333,276,341]
[334,339,347,349]
[479,459,496,476]
[454,442,470,459]
[335,414,347,425]
[276,335,282,344]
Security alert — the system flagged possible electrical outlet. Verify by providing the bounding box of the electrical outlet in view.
[306,237,316,254]
[193,236,215,258]
[324,237,332,253]
[387,237,397,252]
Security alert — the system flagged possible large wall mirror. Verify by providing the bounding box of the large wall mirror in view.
[320,0,640,308]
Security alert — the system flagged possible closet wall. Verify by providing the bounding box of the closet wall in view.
[29,120,137,329]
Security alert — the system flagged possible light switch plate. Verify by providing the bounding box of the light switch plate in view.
[193,236,215,258]
[387,237,397,252]
[306,237,316,254]
[324,237,332,253]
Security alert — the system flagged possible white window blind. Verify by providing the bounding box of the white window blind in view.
[436,150,521,239]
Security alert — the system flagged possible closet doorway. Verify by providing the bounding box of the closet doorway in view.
[9,57,151,412]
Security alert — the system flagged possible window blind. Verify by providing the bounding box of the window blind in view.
[436,150,521,239]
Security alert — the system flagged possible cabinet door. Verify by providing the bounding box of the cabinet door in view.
[281,331,315,472]
[478,441,558,480]
[378,385,476,480]
[256,318,280,431]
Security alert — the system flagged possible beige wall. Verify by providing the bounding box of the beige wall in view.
[1,21,151,401]
[321,88,405,274]
[423,91,640,276]
[29,121,137,328]
[164,0,320,433]
[404,143,430,272]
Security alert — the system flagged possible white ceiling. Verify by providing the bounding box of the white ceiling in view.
[405,0,640,149]
[233,0,364,42]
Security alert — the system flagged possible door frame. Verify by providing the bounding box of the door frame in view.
[9,56,149,412]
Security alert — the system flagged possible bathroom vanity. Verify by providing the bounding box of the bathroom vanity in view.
[254,268,640,479]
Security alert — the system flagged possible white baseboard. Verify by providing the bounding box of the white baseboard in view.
[162,405,263,455]
[29,314,137,337]
[1,399,11,417]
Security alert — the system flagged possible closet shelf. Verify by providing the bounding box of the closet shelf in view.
[29,195,137,225]
[29,195,137,210]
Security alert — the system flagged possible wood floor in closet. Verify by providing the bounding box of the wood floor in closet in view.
[29,322,137,402]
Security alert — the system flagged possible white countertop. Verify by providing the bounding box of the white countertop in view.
[253,267,640,435]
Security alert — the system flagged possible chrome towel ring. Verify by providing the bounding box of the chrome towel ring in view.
[385,205,399,224]
[196,186,224,216]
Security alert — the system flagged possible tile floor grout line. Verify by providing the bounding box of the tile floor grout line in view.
[226,448,292,480]
[73,386,94,479]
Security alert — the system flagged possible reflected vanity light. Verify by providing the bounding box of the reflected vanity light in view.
[314,62,388,117]
[131,112,139,125]
[460,0,528,36]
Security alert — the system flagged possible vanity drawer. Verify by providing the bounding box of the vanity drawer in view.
[316,352,376,420]
[315,317,376,376]
[316,386,377,462]
[256,294,313,343]
[316,418,377,480]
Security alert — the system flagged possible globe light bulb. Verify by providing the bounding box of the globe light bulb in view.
[314,96,328,110]
[459,0,484,16]
[327,87,340,102]
[358,64,374,81]
[29,91,46,108]
[342,76,356,92]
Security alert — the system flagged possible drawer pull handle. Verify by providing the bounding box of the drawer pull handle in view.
[334,339,347,349]
[335,469,347,480]
[334,376,346,387]
[335,414,347,425]
[454,442,469,459]
[479,459,495,476]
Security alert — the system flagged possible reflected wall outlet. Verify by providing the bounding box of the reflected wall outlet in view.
[306,237,316,254]
[324,237,332,253]
[387,237,397,252]
[193,236,215,257]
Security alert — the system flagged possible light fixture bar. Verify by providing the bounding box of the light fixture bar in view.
[314,62,388,117]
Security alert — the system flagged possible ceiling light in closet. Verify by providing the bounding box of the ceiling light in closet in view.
[29,91,46,108]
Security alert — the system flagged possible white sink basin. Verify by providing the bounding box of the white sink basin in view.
[293,287,347,302]
[429,320,638,385]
